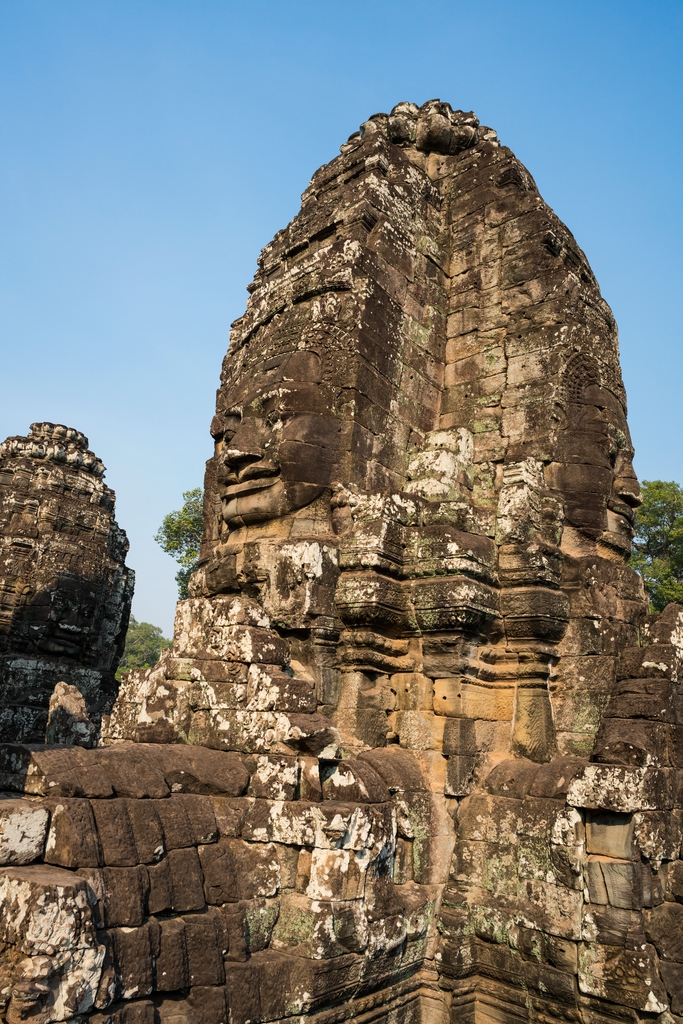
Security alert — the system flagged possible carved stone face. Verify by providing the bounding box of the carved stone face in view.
[29,577,98,658]
[215,347,347,528]
[0,423,133,741]
[554,383,641,553]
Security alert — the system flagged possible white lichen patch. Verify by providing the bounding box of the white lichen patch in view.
[0,800,48,866]
[567,764,660,812]
[0,868,97,957]
[406,428,474,502]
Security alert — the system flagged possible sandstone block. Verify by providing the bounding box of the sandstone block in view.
[634,809,682,866]
[593,717,672,767]
[582,904,641,946]
[209,796,252,837]
[442,717,476,755]
[154,918,189,992]
[0,864,98,955]
[578,941,667,1012]
[78,866,149,928]
[45,682,97,748]
[668,855,683,898]
[199,839,279,903]
[0,744,114,798]
[567,763,673,812]
[500,586,569,642]
[521,879,582,940]
[152,798,193,850]
[185,985,229,1024]
[484,758,541,798]
[125,799,165,864]
[619,645,681,681]
[157,746,250,797]
[175,795,218,846]
[167,848,205,912]
[396,710,445,748]
[7,945,108,1022]
[445,755,476,796]
[585,856,639,910]
[392,672,434,711]
[270,893,344,959]
[528,756,585,799]
[147,858,172,915]
[91,800,138,867]
[298,756,322,802]
[358,746,428,792]
[246,664,316,712]
[89,1000,156,1023]
[606,678,676,721]
[585,811,634,859]
[0,797,48,864]
[457,793,522,844]
[109,920,156,1000]
[246,754,299,800]
[44,798,102,868]
[307,848,367,901]
[511,686,555,763]
[434,679,514,721]
[660,961,683,1015]
[321,760,390,802]
[95,746,170,799]
[645,901,683,961]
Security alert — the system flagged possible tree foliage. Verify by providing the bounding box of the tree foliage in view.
[631,479,683,611]
[155,487,204,599]
[117,616,172,678]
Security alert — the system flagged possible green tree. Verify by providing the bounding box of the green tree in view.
[117,616,172,679]
[155,487,204,598]
[630,479,683,611]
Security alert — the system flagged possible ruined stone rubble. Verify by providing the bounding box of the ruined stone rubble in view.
[0,422,134,741]
[0,99,679,1024]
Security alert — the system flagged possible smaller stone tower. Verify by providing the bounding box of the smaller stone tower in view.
[0,422,134,741]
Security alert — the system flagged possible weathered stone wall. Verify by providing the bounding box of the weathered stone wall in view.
[0,423,134,741]
[0,101,677,1024]
[440,602,683,1021]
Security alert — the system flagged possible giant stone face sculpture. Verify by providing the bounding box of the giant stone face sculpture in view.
[1,102,680,1024]
[185,97,642,769]
[0,422,134,740]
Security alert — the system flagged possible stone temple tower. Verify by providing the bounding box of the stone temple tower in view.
[0,104,678,1024]
[0,421,134,740]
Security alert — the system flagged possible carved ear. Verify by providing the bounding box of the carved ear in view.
[283,350,323,383]
[562,351,600,404]
[550,402,567,430]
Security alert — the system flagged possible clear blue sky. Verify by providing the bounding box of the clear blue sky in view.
[1,1,681,635]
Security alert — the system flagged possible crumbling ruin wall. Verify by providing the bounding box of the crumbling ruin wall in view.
[0,423,134,741]
[0,102,679,1024]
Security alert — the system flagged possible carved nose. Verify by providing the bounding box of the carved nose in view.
[222,449,261,483]
[615,476,642,509]
[223,449,278,484]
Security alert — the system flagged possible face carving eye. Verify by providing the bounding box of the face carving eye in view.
[223,411,242,442]
[265,409,296,431]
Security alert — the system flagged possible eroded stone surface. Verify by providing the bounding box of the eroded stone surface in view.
[46,683,97,749]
